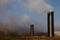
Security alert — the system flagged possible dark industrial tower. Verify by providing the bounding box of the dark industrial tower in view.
[30,24,34,36]
[48,10,54,37]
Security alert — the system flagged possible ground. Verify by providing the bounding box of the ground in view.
[0,36,60,40]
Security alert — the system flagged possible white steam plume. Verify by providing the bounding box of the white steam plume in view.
[0,0,53,13]
[0,0,53,35]
[28,0,53,13]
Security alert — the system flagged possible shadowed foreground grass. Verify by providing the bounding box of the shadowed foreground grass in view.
[0,36,60,40]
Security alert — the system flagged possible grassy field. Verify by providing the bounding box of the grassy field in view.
[0,36,60,40]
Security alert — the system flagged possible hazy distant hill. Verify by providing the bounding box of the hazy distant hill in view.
[0,23,60,36]
[55,26,60,31]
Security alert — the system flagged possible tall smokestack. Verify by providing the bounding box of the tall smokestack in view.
[30,24,34,36]
[47,10,54,37]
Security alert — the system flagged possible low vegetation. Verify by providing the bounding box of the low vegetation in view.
[0,35,60,40]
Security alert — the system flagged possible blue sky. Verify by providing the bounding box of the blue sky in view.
[0,0,60,33]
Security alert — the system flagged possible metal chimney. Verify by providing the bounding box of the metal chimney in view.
[47,10,54,37]
[30,24,34,36]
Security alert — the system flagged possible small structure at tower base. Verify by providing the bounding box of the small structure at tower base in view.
[30,24,34,36]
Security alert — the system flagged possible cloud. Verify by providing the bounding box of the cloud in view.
[0,14,32,35]
[0,0,9,8]
[28,0,53,13]
[0,0,53,13]
[17,14,33,26]
[0,0,53,35]
[21,14,30,23]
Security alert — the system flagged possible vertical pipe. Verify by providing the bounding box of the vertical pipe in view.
[48,11,54,37]
[30,24,34,36]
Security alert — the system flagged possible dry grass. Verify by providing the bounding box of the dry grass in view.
[0,36,60,40]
